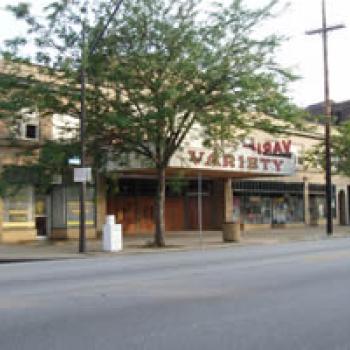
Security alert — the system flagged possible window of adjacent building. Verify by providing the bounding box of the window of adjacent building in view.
[2,187,34,224]
[51,185,95,229]
[16,110,40,140]
[25,124,38,139]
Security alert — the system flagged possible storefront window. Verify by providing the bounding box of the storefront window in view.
[51,185,95,229]
[272,197,287,224]
[52,186,66,228]
[287,196,304,222]
[240,194,304,225]
[241,196,272,224]
[310,195,326,221]
[66,186,95,227]
[2,186,34,225]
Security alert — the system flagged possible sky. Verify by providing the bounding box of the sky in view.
[0,0,349,107]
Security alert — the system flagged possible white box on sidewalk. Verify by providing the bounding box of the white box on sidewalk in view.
[103,215,122,252]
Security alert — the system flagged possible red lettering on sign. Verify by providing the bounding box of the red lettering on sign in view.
[223,155,235,168]
[188,150,205,165]
[282,140,291,154]
[247,139,292,155]
[273,141,282,154]
[239,155,244,169]
[205,153,220,166]
[247,157,258,170]
[273,159,284,172]
[263,141,272,154]
[257,143,262,154]
[259,158,271,170]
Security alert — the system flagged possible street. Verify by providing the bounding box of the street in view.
[1,238,350,350]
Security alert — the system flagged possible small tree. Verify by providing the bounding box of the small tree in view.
[2,0,301,247]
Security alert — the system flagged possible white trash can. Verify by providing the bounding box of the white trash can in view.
[103,215,122,252]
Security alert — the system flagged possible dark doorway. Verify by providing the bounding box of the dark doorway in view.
[35,195,48,236]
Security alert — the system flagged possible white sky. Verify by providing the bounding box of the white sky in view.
[0,0,349,107]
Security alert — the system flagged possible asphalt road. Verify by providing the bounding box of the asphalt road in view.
[1,238,350,350]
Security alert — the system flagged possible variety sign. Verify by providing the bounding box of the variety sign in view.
[170,140,296,175]
[107,139,296,176]
[244,139,292,155]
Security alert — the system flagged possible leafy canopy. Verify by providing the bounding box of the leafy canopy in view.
[1,0,302,172]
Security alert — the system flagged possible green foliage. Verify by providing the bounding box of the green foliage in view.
[0,141,80,196]
[87,0,302,168]
[1,0,302,171]
[332,122,350,176]
[0,0,303,244]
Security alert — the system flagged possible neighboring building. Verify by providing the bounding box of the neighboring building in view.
[306,100,350,125]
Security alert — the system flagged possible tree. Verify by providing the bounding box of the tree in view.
[1,0,301,247]
[332,122,350,176]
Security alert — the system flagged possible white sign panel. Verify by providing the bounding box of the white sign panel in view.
[74,167,92,183]
[106,139,296,176]
[170,147,295,176]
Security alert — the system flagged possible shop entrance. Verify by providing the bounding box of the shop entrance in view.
[35,195,49,237]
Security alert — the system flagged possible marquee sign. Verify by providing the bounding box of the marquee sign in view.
[107,139,296,176]
[170,139,296,176]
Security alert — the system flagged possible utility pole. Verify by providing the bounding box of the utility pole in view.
[78,0,124,253]
[79,3,88,253]
[306,0,345,236]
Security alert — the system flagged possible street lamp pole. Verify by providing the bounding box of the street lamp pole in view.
[306,0,345,236]
[78,0,124,253]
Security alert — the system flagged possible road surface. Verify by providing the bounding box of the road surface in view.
[1,238,350,350]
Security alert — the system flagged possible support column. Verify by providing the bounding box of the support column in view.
[303,177,310,225]
[222,178,240,242]
[224,178,233,223]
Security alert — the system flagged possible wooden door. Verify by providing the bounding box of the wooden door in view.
[165,197,185,231]
[137,197,155,233]
[187,196,212,230]
[107,196,138,234]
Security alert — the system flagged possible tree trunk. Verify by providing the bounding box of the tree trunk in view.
[154,166,166,247]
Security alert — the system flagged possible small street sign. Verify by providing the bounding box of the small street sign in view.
[74,167,92,183]
[68,157,81,166]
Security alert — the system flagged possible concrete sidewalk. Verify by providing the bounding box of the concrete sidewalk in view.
[1,225,350,262]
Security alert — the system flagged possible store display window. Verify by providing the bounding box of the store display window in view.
[51,185,95,229]
[239,194,304,225]
[2,186,34,226]
[241,196,272,224]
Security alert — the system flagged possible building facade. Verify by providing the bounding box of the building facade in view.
[0,60,349,242]
[105,125,350,235]
[1,110,349,243]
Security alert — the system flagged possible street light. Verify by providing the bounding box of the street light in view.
[305,0,345,236]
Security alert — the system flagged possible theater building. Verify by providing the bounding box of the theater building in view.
[105,125,350,234]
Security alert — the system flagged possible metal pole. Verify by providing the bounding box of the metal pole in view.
[79,9,87,253]
[322,0,333,235]
[197,172,203,248]
[305,0,345,236]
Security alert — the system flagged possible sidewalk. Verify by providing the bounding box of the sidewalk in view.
[1,225,350,262]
